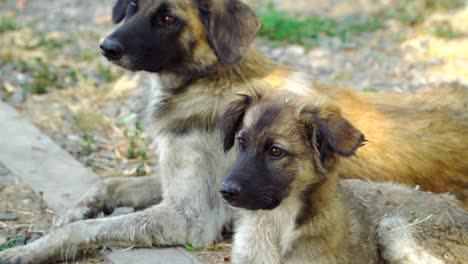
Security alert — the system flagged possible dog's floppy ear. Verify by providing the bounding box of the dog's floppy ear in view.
[200,0,262,65]
[112,0,138,24]
[300,104,366,165]
[219,94,253,152]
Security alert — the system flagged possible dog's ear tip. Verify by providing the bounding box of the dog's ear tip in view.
[112,17,122,24]
[207,0,260,65]
[223,142,233,153]
[112,0,129,24]
[112,14,124,24]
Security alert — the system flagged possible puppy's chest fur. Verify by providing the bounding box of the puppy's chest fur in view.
[231,187,376,264]
[232,197,303,264]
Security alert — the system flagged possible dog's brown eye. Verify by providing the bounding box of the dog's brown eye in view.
[269,146,284,159]
[162,15,176,25]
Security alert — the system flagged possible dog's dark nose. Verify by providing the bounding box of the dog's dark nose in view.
[100,39,125,60]
[220,183,241,202]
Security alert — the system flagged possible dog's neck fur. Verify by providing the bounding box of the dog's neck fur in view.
[158,47,283,92]
[234,173,354,263]
[292,175,352,261]
[147,47,288,135]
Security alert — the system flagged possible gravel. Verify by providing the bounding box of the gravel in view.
[0,213,18,221]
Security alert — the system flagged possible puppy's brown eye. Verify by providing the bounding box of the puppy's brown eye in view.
[162,15,176,25]
[269,146,284,159]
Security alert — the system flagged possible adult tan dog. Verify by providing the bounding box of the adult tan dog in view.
[0,0,466,263]
[219,91,467,264]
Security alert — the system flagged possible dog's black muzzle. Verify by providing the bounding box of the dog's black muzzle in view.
[100,38,125,60]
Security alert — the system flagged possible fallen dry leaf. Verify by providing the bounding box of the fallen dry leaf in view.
[3,82,17,93]
[16,0,29,9]
[96,15,112,24]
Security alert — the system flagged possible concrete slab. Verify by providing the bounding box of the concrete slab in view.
[0,102,99,216]
[106,248,202,264]
[0,102,202,263]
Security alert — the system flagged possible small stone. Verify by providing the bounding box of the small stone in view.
[284,45,305,56]
[27,234,42,244]
[426,58,443,66]
[104,104,121,117]
[0,212,18,221]
[270,48,283,59]
[9,88,25,104]
[341,42,358,50]
[67,134,81,142]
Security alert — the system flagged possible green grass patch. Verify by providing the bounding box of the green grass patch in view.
[97,63,118,82]
[30,58,59,94]
[362,87,379,93]
[428,20,463,39]
[136,164,147,176]
[125,121,148,161]
[4,57,80,95]
[0,15,20,32]
[39,37,67,50]
[382,0,466,25]
[185,244,195,251]
[0,236,22,252]
[80,133,95,155]
[257,4,383,47]
[85,159,93,167]
[257,1,466,46]
[74,48,98,62]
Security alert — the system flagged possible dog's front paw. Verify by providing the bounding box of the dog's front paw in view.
[0,247,31,264]
[56,203,114,228]
[56,206,91,227]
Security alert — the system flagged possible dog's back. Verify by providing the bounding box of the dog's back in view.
[342,180,468,264]
[316,83,468,205]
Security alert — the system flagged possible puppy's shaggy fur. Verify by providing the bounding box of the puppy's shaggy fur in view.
[219,92,468,264]
[0,0,466,262]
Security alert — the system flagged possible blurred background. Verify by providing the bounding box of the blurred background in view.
[0,0,467,263]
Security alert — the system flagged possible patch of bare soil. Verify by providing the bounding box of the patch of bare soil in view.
[194,242,233,264]
[0,163,52,255]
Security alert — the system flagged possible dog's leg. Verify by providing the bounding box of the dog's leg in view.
[376,216,444,264]
[0,203,221,263]
[0,132,233,263]
[58,176,162,226]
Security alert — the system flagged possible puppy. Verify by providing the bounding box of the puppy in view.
[219,92,468,264]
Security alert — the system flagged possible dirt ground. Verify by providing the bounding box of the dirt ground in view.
[0,0,467,263]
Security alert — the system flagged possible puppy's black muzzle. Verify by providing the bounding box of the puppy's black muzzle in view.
[219,182,241,202]
[100,39,125,60]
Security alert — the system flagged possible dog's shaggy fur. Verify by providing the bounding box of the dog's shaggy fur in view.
[0,0,466,263]
[219,92,468,264]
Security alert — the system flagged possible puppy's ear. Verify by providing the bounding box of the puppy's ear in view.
[300,104,366,165]
[199,0,262,65]
[112,0,138,24]
[219,94,252,152]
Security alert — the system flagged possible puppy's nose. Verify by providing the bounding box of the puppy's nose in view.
[220,183,241,202]
[100,39,125,60]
